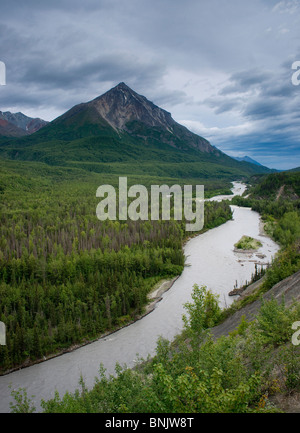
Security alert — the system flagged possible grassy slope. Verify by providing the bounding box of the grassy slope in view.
[0,115,272,182]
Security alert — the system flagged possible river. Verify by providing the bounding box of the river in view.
[0,182,279,412]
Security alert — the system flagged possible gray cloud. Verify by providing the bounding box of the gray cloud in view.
[243,99,284,119]
[220,70,271,95]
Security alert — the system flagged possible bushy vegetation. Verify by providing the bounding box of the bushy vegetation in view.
[234,236,262,250]
[248,172,300,200]
[13,285,300,413]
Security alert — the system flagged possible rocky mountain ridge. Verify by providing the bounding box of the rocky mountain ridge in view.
[55,82,217,154]
[0,111,48,136]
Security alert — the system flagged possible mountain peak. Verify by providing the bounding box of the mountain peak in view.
[91,82,176,132]
[99,81,137,98]
[54,83,217,154]
[233,155,264,167]
[115,81,130,90]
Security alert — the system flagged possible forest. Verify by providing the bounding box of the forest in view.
[0,158,232,373]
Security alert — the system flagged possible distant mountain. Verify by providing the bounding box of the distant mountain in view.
[0,83,273,180]
[25,117,49,134]
[0,111,48,136]
[233,156,263,166]
[0,119,26,137]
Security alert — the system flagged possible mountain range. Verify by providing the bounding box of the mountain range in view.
[0,82,273,181]
[0,111,48,137]
[233,156,263,167]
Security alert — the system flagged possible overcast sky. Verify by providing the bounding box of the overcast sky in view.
[1,0,300,169]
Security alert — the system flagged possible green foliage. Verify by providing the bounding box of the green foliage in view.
[229,315,250,337]
[9,387,36,413]
[274,345,300,392]
[36,338,265,413]
[261,243,300,292]
[0,108,271,181]
[182,285,221,335]
[234,236,262,250]
[254,297,295,345]
[273,212,300,246]
[11,285,300,414]
[0,158,232,373]
[249,172,300,200]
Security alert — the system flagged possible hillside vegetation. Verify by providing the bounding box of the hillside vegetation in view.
[234,236,262,250]
[0,130,271,182]
[247,172,300,201]
[0,157,232,374]
[14,283,300,413]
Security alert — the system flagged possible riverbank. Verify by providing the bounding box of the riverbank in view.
[142,276,180,316]
[0,204,233,376]
[211,267,300,342]
[0,276,179,377]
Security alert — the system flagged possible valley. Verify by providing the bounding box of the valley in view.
[0,83,299,414]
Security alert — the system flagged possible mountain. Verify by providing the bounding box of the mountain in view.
[91,82,215,154]
[47,82,217,155]
[0,83,273,180]
[0,111,48,136]
[25,117,49,134]
[0,119,27,137]
[233,156,263,166]
[288,167,300,172]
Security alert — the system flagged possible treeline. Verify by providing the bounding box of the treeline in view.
[0,178,231,373]
[248,172,300,200]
